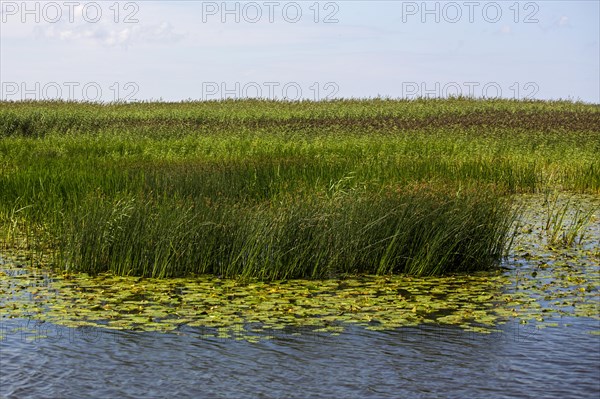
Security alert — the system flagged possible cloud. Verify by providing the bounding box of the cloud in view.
[558,16,569,27]
[539,14,572,33]
[33,21,183,47]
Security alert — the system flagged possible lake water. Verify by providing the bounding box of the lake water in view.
[1,315,599,398]
[1,195,599,398]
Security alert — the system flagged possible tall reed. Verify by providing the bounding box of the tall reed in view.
[54,185,516,279]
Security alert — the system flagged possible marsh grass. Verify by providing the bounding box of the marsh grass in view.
[542,192,598,247]
[50,185,515,279]
[0,98,598,279]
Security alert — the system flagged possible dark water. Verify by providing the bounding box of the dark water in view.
[1,316,599,398]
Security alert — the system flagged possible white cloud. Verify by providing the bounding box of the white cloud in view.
[33,21,183,48]
[539,14,572,33]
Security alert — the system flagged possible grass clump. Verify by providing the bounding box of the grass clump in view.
[542,192,599,247]
[54,185,515,279]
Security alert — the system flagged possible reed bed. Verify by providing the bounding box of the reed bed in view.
[0,98,598,279]
[50,186,514,279]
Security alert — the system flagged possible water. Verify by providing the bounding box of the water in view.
[1,316,599,398]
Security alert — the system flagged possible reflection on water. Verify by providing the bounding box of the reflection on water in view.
[1,195,599,398]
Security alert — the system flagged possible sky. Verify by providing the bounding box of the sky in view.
[0,0,598,102]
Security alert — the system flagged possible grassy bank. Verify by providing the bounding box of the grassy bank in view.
[0,98,598,279]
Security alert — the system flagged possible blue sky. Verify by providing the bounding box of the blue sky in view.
[1,1,598,102]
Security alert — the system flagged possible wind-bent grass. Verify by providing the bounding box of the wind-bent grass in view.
[0,98,598,279]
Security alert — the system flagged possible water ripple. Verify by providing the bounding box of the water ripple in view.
[2,317,599,398]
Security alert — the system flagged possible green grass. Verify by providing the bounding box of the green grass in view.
[542,192,599,247]
[50,185,515,279]
[0,98,598,279]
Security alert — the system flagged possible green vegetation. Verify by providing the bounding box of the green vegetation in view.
[542,192,598,247]
[2,194,599,339]
[0,98,598,279]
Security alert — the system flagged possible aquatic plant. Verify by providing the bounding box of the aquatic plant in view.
[543,192,599,247]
